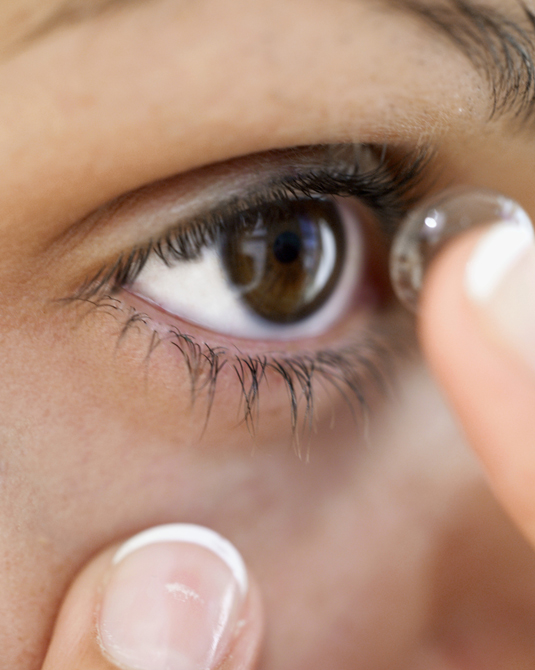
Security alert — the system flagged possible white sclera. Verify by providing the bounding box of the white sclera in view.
[390,187,534,313]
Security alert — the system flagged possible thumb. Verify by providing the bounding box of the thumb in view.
[419,220,535,546]
[42,524,263,670]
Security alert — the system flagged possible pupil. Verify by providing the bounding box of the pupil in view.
[220,199,345,325]
[273,231,301,264]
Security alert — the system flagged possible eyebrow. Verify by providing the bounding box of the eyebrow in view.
[26,0,535,122]
[391,0,535,122]
[17,0,143,43]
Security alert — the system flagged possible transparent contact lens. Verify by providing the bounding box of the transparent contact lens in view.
[390,187,534,312]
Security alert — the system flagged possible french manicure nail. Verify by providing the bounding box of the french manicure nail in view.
[98,524,248,670]
[465,220,535,370]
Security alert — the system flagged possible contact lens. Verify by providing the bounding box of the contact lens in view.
[390,187,533,312]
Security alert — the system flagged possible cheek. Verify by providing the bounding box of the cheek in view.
[2,303,535,670]
[255,367,535,670]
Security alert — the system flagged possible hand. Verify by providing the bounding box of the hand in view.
[41,524,263,670]
[420,221,535,548]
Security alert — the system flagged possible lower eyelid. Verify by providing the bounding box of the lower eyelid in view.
[76,286,413,437]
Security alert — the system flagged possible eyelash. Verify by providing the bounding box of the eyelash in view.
[67,143,429,437]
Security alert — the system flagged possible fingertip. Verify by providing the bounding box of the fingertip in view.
[417,226,491,434]
[417,225,535,545]
[417,228,479,386]
[43,525,264,670]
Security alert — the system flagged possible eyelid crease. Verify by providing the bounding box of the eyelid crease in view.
[57,145,378,249]
[66,142,432,302]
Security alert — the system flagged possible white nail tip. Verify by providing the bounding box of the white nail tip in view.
[466,222,534,302]
[113,524,248,595]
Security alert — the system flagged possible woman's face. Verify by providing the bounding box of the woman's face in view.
[3,0,535,668]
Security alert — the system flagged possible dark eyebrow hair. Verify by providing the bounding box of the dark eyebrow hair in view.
[23,0,535,122]
[15,0,143,45]
[45,0,140,20]
[390,0,535,122]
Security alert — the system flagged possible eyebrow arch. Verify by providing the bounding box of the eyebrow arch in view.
[13,0,143,46]
[389,0,535,122]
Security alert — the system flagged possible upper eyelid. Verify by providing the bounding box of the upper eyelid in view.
[60,146,343,247]
[56,143,414,256]
[63,142,432,300]
[49,146,357,293]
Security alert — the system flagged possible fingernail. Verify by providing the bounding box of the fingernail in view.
[98,524,248,670]
[465,220,535,369]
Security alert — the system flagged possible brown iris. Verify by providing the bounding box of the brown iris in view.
[220,200,346,324]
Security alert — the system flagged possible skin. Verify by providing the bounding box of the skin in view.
[2,0,535,668]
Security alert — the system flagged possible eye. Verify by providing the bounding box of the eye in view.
[73,143,429,349]
[69,144,429,430]
[130,197,365,340]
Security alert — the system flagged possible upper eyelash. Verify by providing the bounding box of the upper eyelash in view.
[72,142,432,301]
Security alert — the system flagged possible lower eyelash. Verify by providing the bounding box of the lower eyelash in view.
[67,291,416,442]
